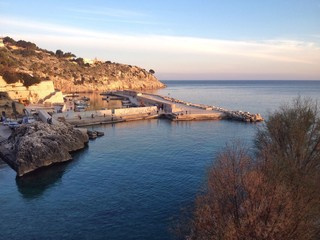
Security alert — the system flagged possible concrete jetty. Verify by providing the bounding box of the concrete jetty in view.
[52,105,159,127]
[0,90,263,142]
[119,91,263,123]
[45,90,263,127]
[49,90,263,126]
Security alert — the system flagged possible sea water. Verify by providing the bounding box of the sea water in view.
[0,81,319,240]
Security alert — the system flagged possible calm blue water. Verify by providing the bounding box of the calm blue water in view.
[0,81,319,239]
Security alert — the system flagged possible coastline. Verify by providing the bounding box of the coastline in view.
[1,81,319,240]
[0,89,262,175]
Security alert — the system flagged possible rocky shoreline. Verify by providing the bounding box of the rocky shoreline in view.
[0,121,88,177]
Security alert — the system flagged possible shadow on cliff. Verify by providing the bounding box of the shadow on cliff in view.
[15,148,88,199]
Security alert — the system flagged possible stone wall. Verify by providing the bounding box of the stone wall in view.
[54,109,113,120]
[136,96,180,113]
[0,77,64,104]
[53,106,157,121]
[114,106,157,116]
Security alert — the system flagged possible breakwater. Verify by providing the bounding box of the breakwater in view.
[131,91,264,122]
[52,106,158,127]
[50,91,263,126]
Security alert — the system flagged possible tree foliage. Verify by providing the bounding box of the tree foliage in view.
[3,36,16,44]
[55,49,64,58]
[2,71,42,87]
[149,69,155,74]
[16,40,37,50]
[75,57,85,66]
[188,98,320,240]
[19,73,42,87]
[2,71,20,84]
[55,50,76,59]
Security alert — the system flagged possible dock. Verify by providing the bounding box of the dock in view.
[50,91,263,126]
[114,91,264,123]
[0,91,263,141]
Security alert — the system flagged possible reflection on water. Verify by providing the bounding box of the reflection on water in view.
[15,147,88,199]
[1,81,319,240]
[78,93,122,110]
[16,162,69,199]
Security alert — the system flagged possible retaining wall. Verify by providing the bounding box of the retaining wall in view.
[53,109,112,120]
[136,96,180,113]
[114,106,157,115]
[53,106,157,120]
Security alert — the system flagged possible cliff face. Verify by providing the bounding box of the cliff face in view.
[0,37,165,92]
[0,122,89,177]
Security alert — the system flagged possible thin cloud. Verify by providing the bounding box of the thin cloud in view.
[70,15,159,26]
[69,7,147,19]
[2,17,319,64]
[67,7,157,26]
[1,17,320,79]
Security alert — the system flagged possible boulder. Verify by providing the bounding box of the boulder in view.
[0,121,89,177]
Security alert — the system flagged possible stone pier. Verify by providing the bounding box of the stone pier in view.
[115,91,264,123]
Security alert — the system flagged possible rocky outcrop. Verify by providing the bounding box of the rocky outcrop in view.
[0,37,166,93]
[0,121,89,177]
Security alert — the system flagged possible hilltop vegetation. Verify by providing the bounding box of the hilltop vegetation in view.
[0,36,165,92]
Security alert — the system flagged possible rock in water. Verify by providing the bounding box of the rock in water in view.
[0,122,89,177]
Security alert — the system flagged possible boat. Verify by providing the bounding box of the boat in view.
[122,100,131,104]
[80,96,90,101]
[74,100,90,106]
[64,93,80,98]
[102,96,125,100]
[100,91,114,96]
[4,120,20,129]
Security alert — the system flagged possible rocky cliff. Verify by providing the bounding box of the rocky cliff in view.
[0,122,89,177]
[0,37,165,92]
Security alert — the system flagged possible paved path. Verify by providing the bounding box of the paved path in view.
[139,93,219,114]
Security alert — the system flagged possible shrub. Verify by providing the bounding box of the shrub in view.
[16,49,37,57]
[3,36,16,44]
[0,48,17,68]
[2,71,20,84]
[19,73,41,87]
[55,49,64,58]
[149,69,155,74]
[188,98,320,240]
[16,40,37,50]
[63,52,76,58]
[75,57,85,66]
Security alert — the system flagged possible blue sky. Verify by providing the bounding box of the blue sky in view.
[1,0,320,80]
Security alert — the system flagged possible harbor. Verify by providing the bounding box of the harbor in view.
[49,90,263,127]
[0,90,264,141]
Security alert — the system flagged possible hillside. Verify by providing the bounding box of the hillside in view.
[0,37,165,92]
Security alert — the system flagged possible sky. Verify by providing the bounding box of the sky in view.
[1,0,320,80]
